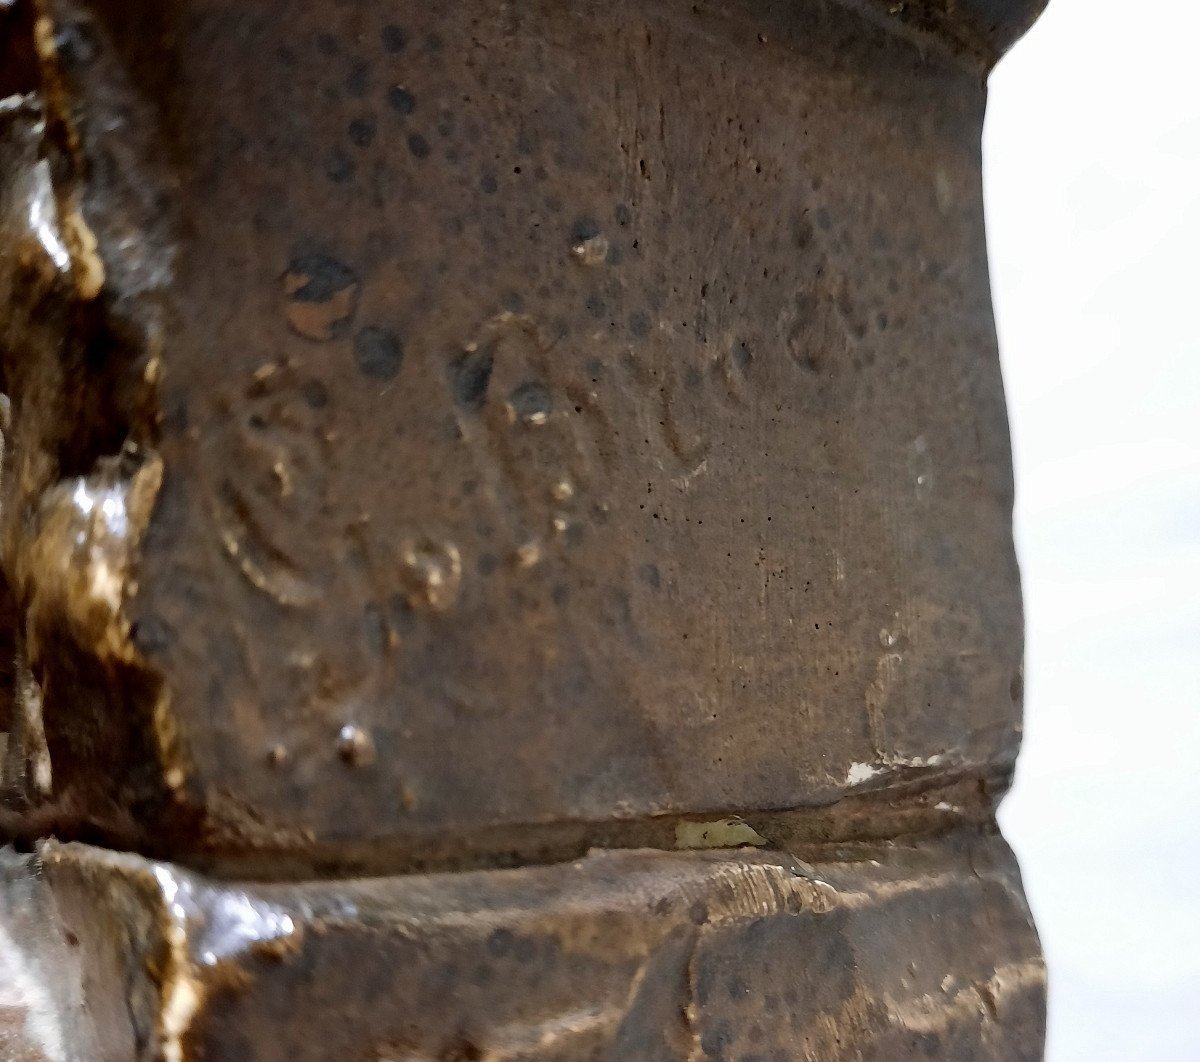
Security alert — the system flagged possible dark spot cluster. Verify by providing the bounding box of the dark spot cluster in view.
[314,23,435,176]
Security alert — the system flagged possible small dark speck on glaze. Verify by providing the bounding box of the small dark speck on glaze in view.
[585,295,607,320]
[449,344,496,411]
[477,553,498,577]
[364,603,388,654]
[570,215,601,243]
[302,379,329,409]
[348,116,376,148]
[161,393,189,434]
[700,1022,733,1057]
[509,381,553,422]
[480,171,499,194]
[733,340,754,372]
[407,132,431,159]
[131,613,171,654]
[639,563,661,590]
[552,584,570,606]
[628,310,651,338]
[325,149,355,184]
[53,20,100,68]
[345,59,371,98]
[614,203,632,226]
[354,326,405,381]
[388,86,416,115]
[510,936,537,964]
[381,24,407,53]
[285,253,357,303]
[500,291,524,314]
[486,928,514,957]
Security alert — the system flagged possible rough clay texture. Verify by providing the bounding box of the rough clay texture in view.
[0,836,1044,1061]
[0,0,1047,1058]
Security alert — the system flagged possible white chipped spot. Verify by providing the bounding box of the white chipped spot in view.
[846,754,952,788]
[846,761,883,786]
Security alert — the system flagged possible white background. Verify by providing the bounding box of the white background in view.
[985,1,1200,1057]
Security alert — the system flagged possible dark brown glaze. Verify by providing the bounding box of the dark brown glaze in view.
[0,2,1048,1058]
[0,834,1045,1061]
[4,0,1028,869]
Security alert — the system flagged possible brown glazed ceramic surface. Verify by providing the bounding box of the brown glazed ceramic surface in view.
[5,0,1037,869]
[0,836,1044,1061]
[0,0,1047,1057]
